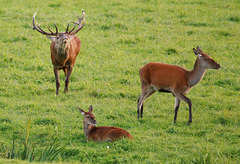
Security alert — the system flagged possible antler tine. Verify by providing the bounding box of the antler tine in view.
[68,22,77,33]
[53,22,58,34]
[70,21,79,25]
[68,10,85,35]
[66,22,70,33]
[47,26,54,34]
[30,12,58,36]
[37,25,48,34]
[30,12,43,33]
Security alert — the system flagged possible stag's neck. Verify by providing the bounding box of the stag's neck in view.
[188,57,207,87]
[83,121,95,139]
[55,43,70,56]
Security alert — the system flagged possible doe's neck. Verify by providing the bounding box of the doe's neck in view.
[189,57,207,87]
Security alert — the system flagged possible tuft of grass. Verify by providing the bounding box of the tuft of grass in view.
[166,48,178,55]
[38,136,65,162]
[227,16,240,22]
[0,119,64,162]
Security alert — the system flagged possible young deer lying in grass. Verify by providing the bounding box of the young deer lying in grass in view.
[137,46,221,124]
[78,105,133,142]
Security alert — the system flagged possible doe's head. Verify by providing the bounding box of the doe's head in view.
[193,46,221,69]
[78,105,97,126]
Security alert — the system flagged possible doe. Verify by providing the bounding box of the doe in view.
[78,105,133,142]
[30,10,85,95]
[137,46,221,124]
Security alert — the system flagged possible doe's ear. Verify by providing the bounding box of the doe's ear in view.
[46,35,56,42]
[193,48,202,57]
[89,105,93,113]
[77,107,85,115]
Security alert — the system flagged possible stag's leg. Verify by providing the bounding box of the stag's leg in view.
[174,93,192,125]
[54,67,60,95]
[64,66,73,93]
[137,86,155,119]
[63,67,67,77]
[174,97,181,124]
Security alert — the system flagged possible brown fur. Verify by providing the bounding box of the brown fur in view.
[88,126,133,142]
[140,63,189,94]
[50,36,80,69]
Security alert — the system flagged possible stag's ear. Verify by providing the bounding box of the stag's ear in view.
[67,35,75,41]
[77,107,85,115]
[89,105,93,113]
[193,48,202,57]
[46,35,56,42]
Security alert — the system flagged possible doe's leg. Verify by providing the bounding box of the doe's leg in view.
[174,97,181,124]
[137,87,155,119]
[174,92,192,125]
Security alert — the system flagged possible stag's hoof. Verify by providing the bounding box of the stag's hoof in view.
[187,120,192,126]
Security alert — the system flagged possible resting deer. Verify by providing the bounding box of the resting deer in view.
[137,46,221,124]
[30,10,85,95]
[78,105,133,142]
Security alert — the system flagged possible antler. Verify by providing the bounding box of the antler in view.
[29,12,58,36]
[66,21,77,33]
[67,10,85,35]
[30,10,85,36]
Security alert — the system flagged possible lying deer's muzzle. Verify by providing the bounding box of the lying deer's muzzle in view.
[215,64,221,69]
[93,120,97,126]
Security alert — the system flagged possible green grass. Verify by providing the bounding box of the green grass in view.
[0,0,240,163]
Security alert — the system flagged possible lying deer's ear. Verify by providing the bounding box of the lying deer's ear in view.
[77,107,85,115]
[46,35,56,42]
[193,48,202,57]
[89,105,93,113]
[197,46,202,53]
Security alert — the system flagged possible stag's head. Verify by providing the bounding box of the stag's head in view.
[30,10,85,46]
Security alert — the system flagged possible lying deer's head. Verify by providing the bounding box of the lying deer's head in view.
[78,105,97,126]
[30,10,85,46]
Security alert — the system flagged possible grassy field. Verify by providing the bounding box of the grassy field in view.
[0,0,240,163]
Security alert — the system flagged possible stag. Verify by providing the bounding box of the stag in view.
[30,10,85,95]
